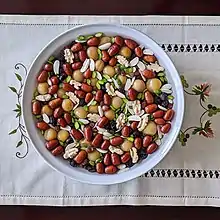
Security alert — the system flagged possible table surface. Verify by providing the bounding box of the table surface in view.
[2,0,220,219]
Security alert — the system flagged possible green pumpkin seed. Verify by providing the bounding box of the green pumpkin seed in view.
[72,118,75,123]
[159,77,165,83]
[97,49,102,60]
[41,130,45,135]
[91,100,97,106]
[154,89,162,96]
[157,72,165,77]
[77,35,85,41]
[62,94,69,99]
[124,67,133,74]
[127,137,134,142]
[123,98,128,103]
[74,121,80,129]
[89,161,95,166]
[80,146,87,150]
[48,56,55,62]
[95,158,103,163]
[92,71,97,78]
[168,95,174,100]
[110,105,116,111]
[85,35,93,40]
[59,141,64,146]
[83,106,89,111]
[59,83,63,88]
[86,79,91,85]
[35,115,42,119]
[149,114,154,121]
[111,37,115,43]
[96,82,101,90]
[103,74,110,80]
[66,76,72,83]
[95,32,103,37]
[98,79,105,85]
[137,93,142,99]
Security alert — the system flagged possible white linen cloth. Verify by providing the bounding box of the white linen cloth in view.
[1,15,220,206]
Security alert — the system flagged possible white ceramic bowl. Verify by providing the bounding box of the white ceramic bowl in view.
[22,24,184,185]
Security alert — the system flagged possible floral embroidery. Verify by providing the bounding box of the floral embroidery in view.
[178,75,220,146]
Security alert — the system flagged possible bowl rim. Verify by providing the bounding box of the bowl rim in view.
[22,23,185,185]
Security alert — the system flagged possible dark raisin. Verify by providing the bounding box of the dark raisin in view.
[59,73,67,82]
[49,116,57,126]
[139,149,148,160]
[133,131,142,138]
[118,88,125,94]
[104,123,111,130]
[161,100,169,108]
[79,159,89,167]
[160,93,168,101]
[125,159,134,168]
[100,85,106,92]
[66,137,74,145]
[110,121,117,130]
[70,159,77,167]
[154,96,162,105]
[85,165,96,172]
[79,99,86,106]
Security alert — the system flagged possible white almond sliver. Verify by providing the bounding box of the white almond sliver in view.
[117,168,129,173]
[112,78,120,89]
[139,70,146,81]
[117,164,126,170]
[80,58,90,73]
[42,113,50,123]
[96,71,102,80]
[103,131,113,137]
[131,76,136,85]
[35,94,51,102]
[161,89,172,94]
[130,57,139,67]
[128,115,141,121]
[155,139,162,146]
[87,97,95,106]
[78,119,89,124]
[161,84,172,90]
[115,90,125,99]
[96,148,108,154]
[98,42,111,50]
[89,59,95,71]
[143,48,154,55]
[60,125,71,131]
[158,105,167,111]
[47,78,52,86]
[124,78,132,91]
[137,61,146,71]
[53,60,60,75]
[98,106,104,117]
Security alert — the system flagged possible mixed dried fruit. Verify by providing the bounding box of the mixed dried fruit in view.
[32,33,175,174]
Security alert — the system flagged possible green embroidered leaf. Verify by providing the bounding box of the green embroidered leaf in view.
[9,86,17,93]
[15,73,22,81]
[13,109,20,112]
[16,141,23,148]
[204,120,211,130]
[9,129,17,135]
[74,121,80,130]
[16,104,21,110]
[192,127,202,135]
[180,75,189,88]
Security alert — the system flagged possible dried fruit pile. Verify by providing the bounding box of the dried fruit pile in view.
[32,33,175,174]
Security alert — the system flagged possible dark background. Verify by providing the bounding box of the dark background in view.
[2,0,220,219]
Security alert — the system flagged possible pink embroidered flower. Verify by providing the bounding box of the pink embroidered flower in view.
[201,83,211,97]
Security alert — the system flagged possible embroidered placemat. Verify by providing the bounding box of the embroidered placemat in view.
[1,15,220,206]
